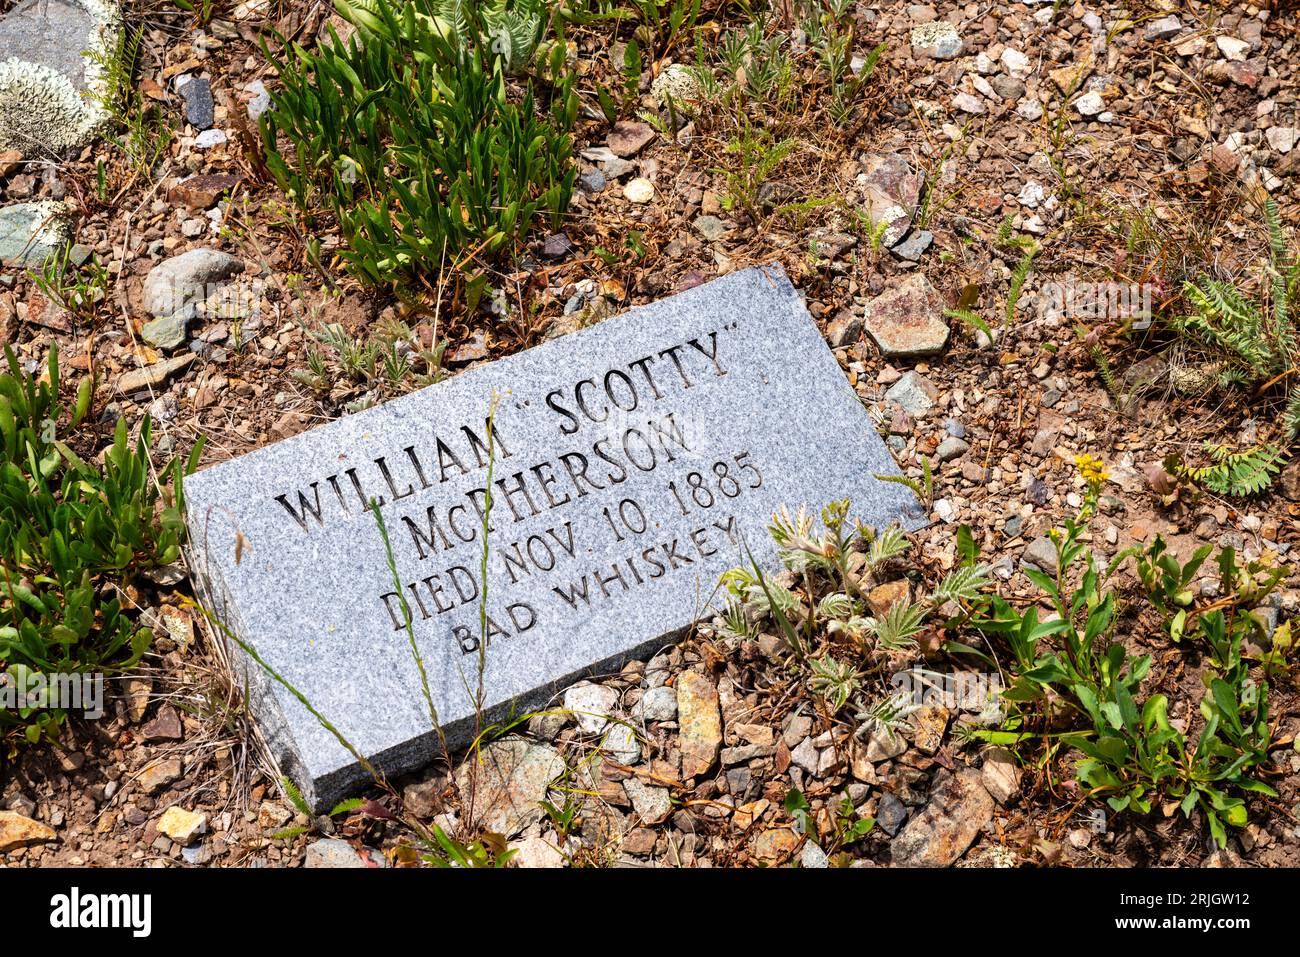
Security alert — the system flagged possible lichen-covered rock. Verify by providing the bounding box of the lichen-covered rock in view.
[883,370,940,416]
[650,63,702,111]
[304,837,385,868]
[454,737,566,838]
[750,827,800,864]
[890,768,994,867]
[857,154,924,249]
[0,0,122,155]
[140,313,190,349]
[676,671,722,778]
[861,273,950,359]
[0,200,73,267]
[910,21,963,60]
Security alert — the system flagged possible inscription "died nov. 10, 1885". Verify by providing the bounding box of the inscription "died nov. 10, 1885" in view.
[184,264,923,809]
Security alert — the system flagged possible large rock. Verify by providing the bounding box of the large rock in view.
[858,154,924,248]
[454,736,566,838]
[0,0,122,154]
[141,248,243,344]
[890,768,994,866]
[861,273,950,359]
[304,837,385,868]
[910,21,964,60]
[884,370,939,416]
[0,809,56,852]
[0,200,72,267]
[676,671,722,778]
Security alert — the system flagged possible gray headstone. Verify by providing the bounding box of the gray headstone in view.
[184,264,923,810]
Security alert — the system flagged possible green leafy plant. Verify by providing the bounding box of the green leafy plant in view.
[0,346,199,749]
[273,776,367,840]
[962,458,1276,846]
[425,826,518,867]
[794,0,885,126]
[172,0,216,25]
[828,796,875,850]
[1136,537,1284,667]
[1089,339,1124,408]
[718,503,987,703]
[944,307,993,342]
[594,31,644,121]
[808,653,861,712]
[783,786,812,833]
[631,0,701,58]
[994,214,1036,252]
[769,500,906,597]
[784,787,875,862]
[539,794,581,841]
[1005,246,1037,323]
[1133,536,1209,632]
[88,25,174,180]
[713,119,797,221]
[262,0,577,288]
[1259,619,1293,678]
[29,248,111,327]
[479,0,551,72]
[293,316,449,405]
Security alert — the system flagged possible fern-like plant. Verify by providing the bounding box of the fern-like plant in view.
[1005,247,1036,323]
[1169,200,1300,445]
[1173,443,1286,498]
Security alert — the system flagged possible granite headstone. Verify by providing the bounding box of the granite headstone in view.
[184,264,923,809]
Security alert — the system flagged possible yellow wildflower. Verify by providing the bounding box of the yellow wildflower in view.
[1073,453,1109,486]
